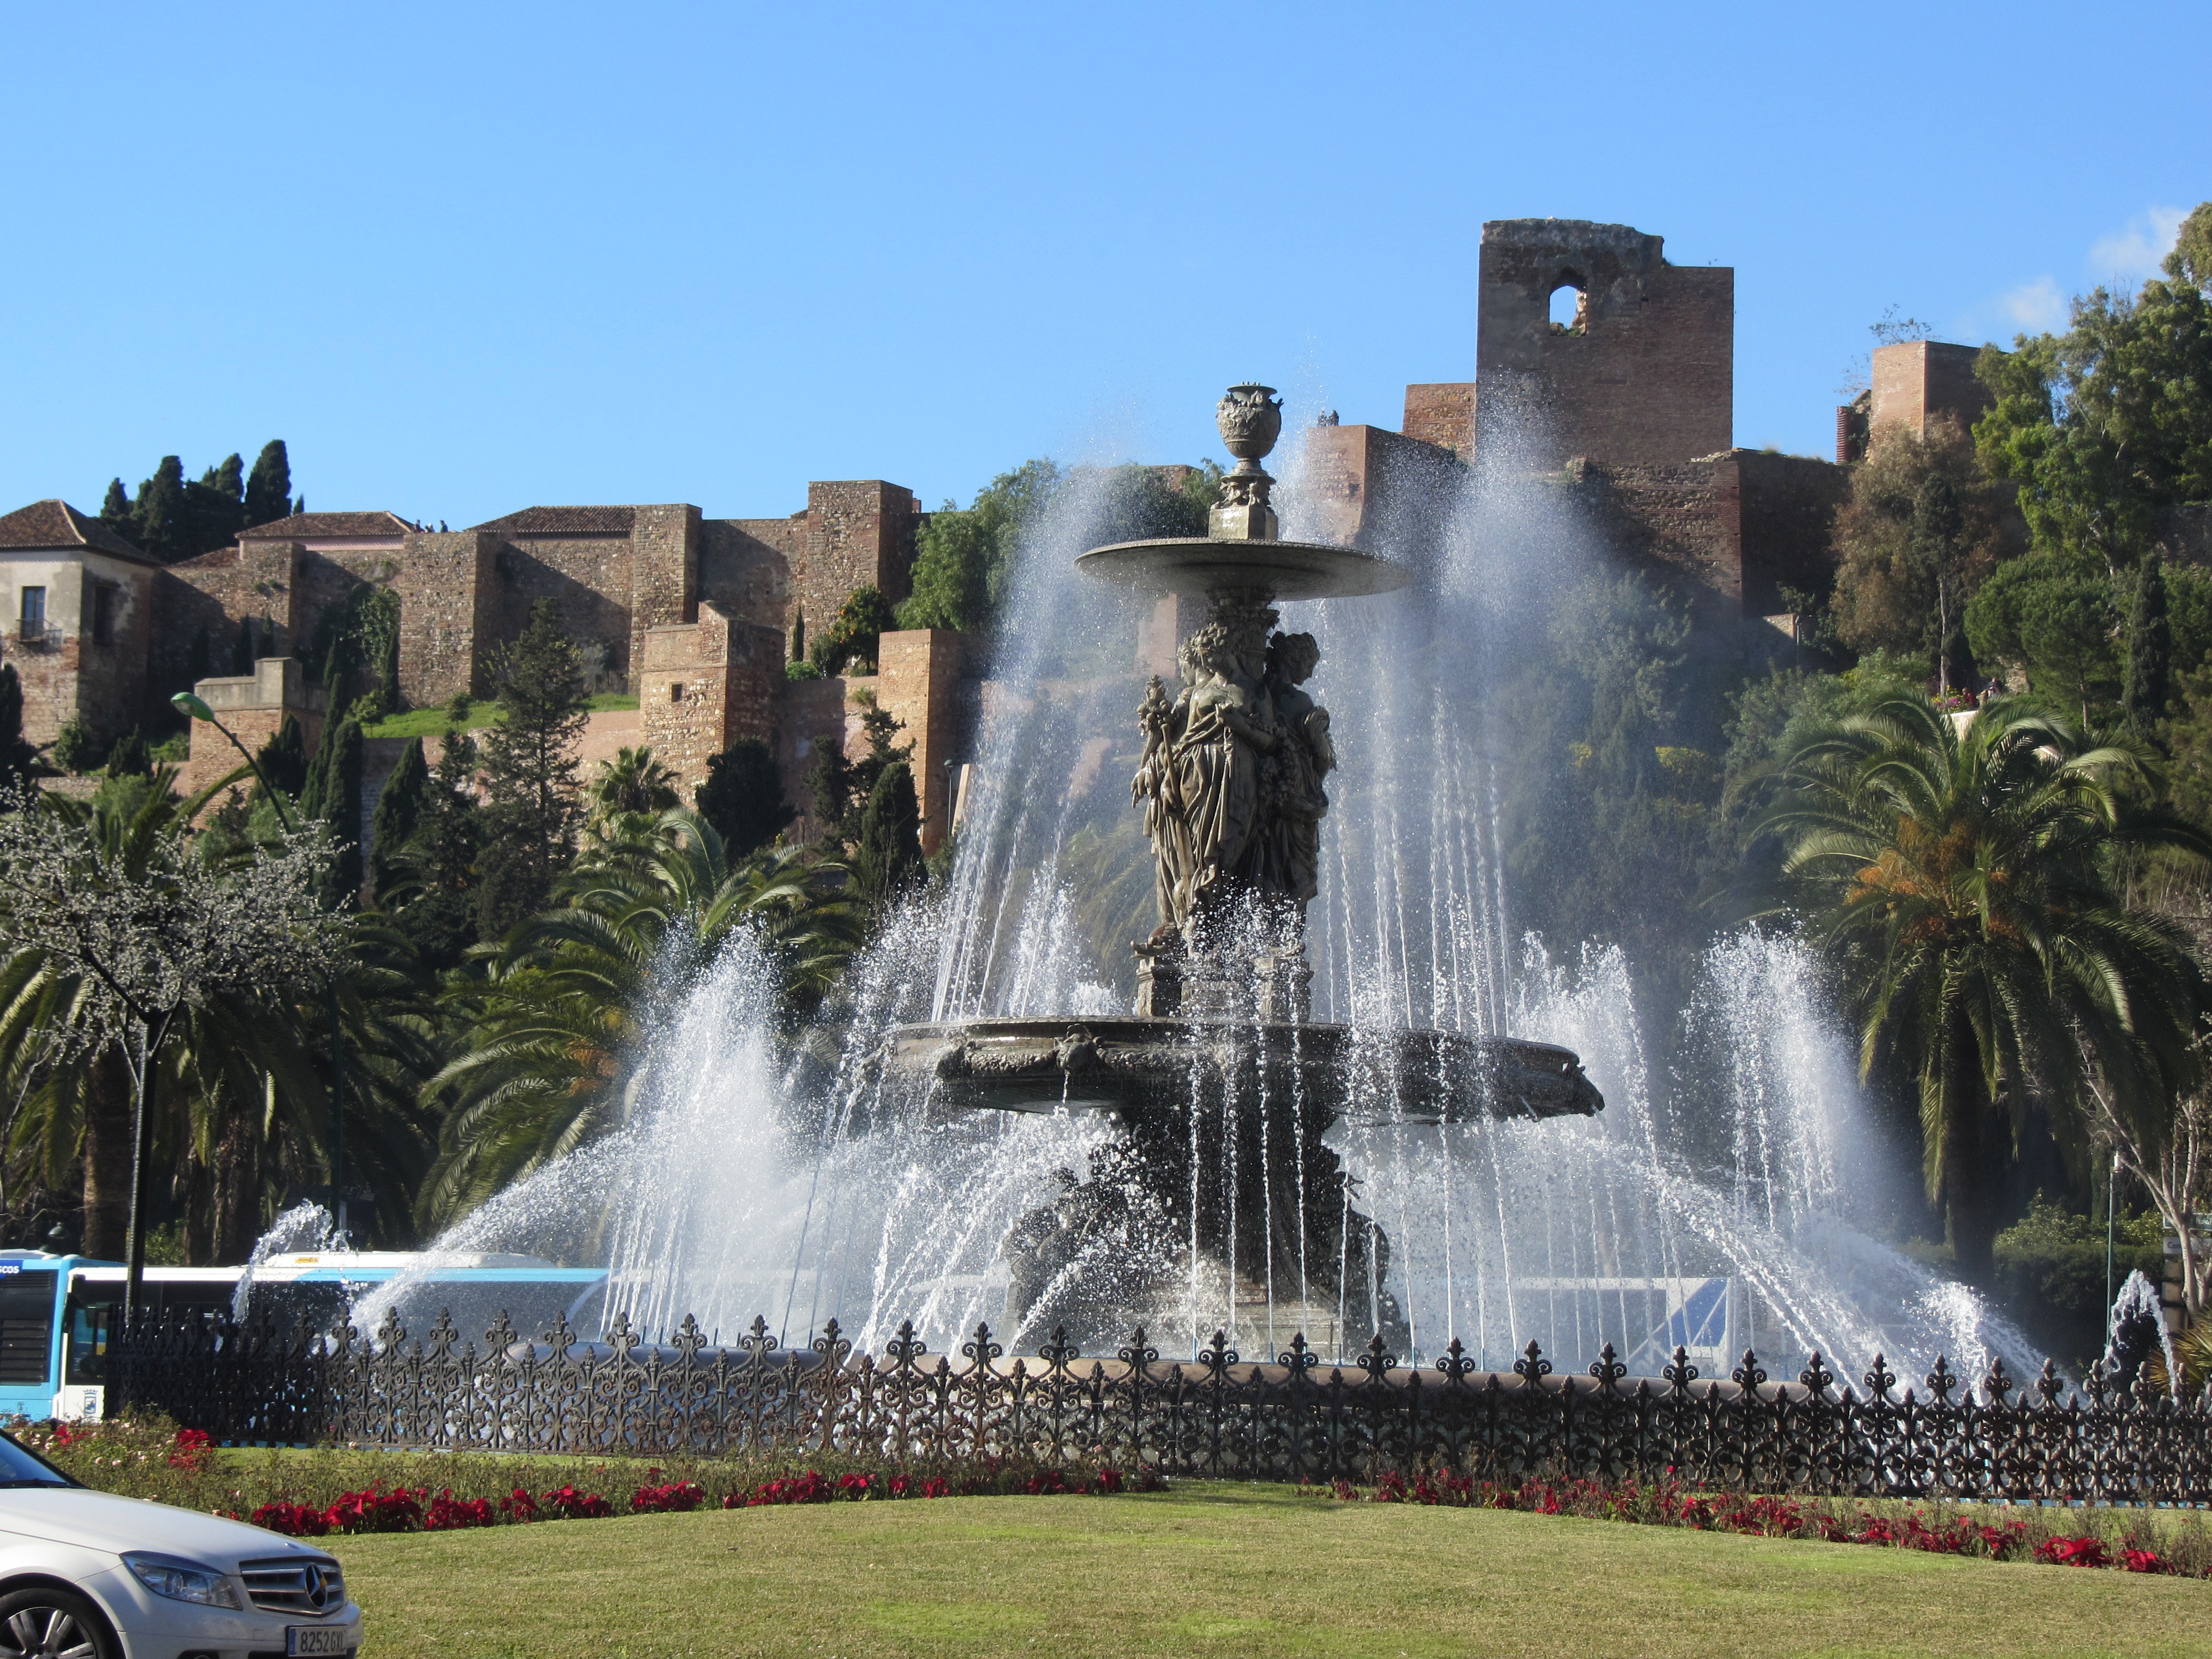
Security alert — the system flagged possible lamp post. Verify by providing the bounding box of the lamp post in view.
[169,692,349,1253]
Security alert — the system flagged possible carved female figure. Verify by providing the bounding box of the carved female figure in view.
[1171,624,1277,924]
[1254,630,1332,906]
[1131,673,1191,932]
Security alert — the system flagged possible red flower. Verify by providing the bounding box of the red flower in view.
[2034,1536,2112,1568]
[249,1501,332,1538]
[425,1490,495,1531]
[630,1481,706,1515]
[322,1484,425,1535]
[168,1427,215,1472]
[540,1485,614,1520]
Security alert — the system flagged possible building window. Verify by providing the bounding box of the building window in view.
[91,585,115,646]
[17,587,45,643]
[670,682,686,703]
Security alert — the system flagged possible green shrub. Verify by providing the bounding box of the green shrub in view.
[48,718,103,774]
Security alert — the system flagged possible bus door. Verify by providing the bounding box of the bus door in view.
[57,1290,112,1421]
[0,1266,59,1416]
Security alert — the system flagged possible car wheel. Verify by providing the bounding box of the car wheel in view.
[0,1588,117,1659]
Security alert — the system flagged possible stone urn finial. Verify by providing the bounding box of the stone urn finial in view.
[1211,385,1284,542]
[1216,385,1284,462]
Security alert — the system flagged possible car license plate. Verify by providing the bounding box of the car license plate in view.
[286,1627,353,1656]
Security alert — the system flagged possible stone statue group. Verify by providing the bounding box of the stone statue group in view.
[1133,595,1335,946]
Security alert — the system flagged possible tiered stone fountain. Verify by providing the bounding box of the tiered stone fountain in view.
[878,386,1601,1352]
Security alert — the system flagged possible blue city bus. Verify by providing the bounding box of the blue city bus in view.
[0,1249,609,1422]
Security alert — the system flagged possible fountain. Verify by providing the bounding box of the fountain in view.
[323,378,2053,1399]
[875,387,1601,1353]
[132,387,2163,1493]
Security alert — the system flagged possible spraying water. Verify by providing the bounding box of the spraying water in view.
[393,401,2046,1387]
[231,1199,338,1322]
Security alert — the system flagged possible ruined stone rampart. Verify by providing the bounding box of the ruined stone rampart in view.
[1476,218,1733,471]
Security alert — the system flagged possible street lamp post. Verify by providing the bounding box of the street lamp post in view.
[168,691,349,1267]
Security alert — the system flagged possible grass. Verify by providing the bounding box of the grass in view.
[319,1483,2207,1659]
[361,691,638,740]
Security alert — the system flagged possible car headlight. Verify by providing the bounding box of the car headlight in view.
[122,1552,243,1609]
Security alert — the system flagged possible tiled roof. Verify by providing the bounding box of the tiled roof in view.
[469,505,638,536]
[0,499,152,562]
[239,511,416,540]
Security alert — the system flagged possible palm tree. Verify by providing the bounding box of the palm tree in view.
[1756,695,2209,1280]
[420,810,862,1224]
[585,746,680,847]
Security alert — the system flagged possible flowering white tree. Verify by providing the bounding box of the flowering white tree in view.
[2081,1051,2211,1328]
[0,780,344,1314]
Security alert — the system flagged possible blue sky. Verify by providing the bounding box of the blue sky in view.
[3,2,2206,530]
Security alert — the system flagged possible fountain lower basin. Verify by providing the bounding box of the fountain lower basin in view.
[874,1016,1602,1123]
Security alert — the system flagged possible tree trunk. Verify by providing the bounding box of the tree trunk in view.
[1942,1006,1997,1282]
[211,1097,263,1265]
[181,1150,214,1267]
[80,1045,133,1261]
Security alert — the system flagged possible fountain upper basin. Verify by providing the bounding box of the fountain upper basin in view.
[875,1016,1602,1124]
[1074,538,1412,601]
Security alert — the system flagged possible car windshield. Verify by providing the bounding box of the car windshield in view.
[0,1432,76,1488]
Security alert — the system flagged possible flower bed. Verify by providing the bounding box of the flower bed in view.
[20,1416,2209,1581]
[1325,1470,2212,1579]
[8,1415,1155,1535]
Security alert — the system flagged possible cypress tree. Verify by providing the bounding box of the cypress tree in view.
[300,714,364,900]
[98,479,133,540]
[1911,471,1969,691]
[255,716,309,797]
[232,615,256,676]
[855,759,924,904]
[103,728,150,778]
[2125,554,2172,739]
[133,457,187,562]
[384,729,485,969]
[0,665,39,795]
[696,738,796,857]
[244,441,293,528]
[474,598,589,938]
[1941,622,1979,698]
[804,738,856,852]
[189,624,212,685]
[176,454,246,557]
[259,616,276,659]
[320,643,350,723]
[369,738,429,891]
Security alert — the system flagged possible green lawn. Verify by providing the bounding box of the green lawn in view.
[362,692,638,740]
[322,1484,2205,1659]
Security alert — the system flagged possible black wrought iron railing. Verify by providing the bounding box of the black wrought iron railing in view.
[109,1308,2212,1503]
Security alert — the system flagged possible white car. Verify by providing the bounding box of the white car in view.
[0,1430,362,1658]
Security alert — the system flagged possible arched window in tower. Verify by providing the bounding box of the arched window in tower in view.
[1548,276,1588,336]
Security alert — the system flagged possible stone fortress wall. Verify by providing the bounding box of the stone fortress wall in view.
[5,216,2022,857]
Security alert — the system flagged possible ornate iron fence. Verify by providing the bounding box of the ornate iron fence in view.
[109,1308,2212,1503]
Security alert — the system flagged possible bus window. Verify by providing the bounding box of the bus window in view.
[0,1270,56,1386]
